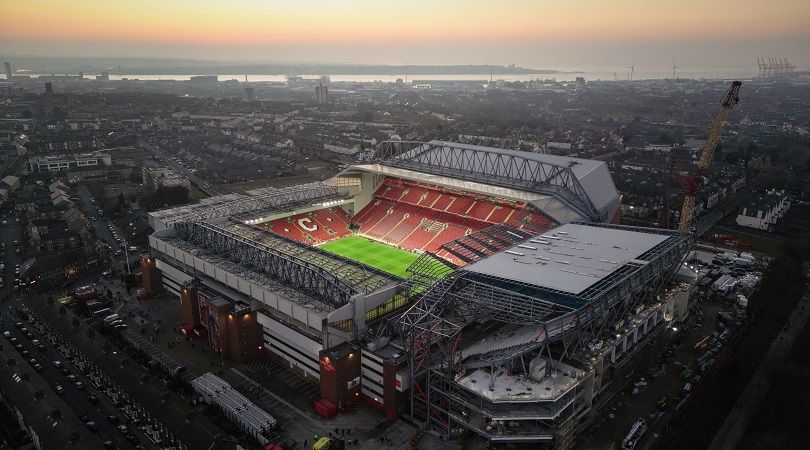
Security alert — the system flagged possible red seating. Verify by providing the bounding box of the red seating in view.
[446,196,474,215]
[384,215,421,244]
[367,209,403,238]
[400,225,440,250]
[356,200,395,233]
[350,177,554,252]
[468,202,496,221]
[425,225,468,252]
[261,207,352,245]
[418,190,442,208]
[487,206,515,224]
[262,218,308,243]
[431,194,454,212]
[400,186,427,204]
[379,185,407,202]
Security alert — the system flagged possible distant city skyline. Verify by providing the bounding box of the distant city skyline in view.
[1,0,809,69]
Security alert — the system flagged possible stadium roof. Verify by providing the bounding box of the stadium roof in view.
[464,223,668,295]
[365,141,620,223]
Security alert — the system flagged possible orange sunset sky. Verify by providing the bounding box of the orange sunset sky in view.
[1,0,808,68]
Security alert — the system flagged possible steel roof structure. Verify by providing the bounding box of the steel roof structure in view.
[397,223,694,442]
[169,219,398,310]
[372,141,620,222]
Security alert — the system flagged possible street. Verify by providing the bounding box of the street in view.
[137,139,223,196]
[2,308,153,449]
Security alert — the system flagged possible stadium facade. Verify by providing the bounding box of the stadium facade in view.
[142,141,694,448]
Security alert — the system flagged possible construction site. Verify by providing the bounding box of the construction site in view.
[137,138,706,449]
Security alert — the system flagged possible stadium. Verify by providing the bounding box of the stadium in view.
[143,141,694,448]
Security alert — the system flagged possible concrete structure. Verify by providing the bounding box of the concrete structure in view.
[143,142,688,448]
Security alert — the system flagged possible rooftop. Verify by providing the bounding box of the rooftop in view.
[464,223,668,295]
[457,358,582,404]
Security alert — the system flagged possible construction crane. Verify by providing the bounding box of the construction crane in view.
[674,80,742,231]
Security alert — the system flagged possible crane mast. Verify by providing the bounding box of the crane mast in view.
[677,81,742,231]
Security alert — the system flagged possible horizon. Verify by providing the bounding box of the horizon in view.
[1,0,809,70]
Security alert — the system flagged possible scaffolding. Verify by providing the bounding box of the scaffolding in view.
[397,223,694,446]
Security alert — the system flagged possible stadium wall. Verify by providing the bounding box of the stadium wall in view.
[258,313,323,380]
[348,172,385,223]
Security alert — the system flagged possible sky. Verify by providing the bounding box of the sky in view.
[1,0,809,69]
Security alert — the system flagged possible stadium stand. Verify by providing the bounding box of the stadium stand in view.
[352,177,553,251]
[260,207,352,245]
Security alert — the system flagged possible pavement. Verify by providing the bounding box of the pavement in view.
[708,294,810,450]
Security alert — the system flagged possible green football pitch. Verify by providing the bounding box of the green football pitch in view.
[319,235,419,278]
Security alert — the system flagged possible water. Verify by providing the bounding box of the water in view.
[30,67,758,83]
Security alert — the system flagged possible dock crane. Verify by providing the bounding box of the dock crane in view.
[673,80,742,231]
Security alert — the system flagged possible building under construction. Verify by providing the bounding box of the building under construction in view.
[143,141,694,448]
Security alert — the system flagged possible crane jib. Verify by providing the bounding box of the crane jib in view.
[677,81,742,231]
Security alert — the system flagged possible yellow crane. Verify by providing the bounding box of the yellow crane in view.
[676,81,742,231]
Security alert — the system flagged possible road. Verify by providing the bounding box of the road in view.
[74,184,139,273]
[693,192,746,237]
[137,139,223,196]
[2,312,154,449]
[1,216,21,300]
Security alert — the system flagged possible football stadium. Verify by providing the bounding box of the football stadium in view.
[143,141,694,448]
